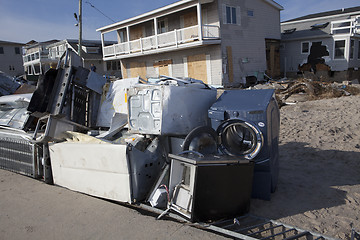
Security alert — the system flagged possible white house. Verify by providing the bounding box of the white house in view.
[97,0,283,87]
[0,40,25,77]
[280,7,360,80]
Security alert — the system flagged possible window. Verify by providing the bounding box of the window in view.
[301,42,310,54]
[358,41,360,59]
[15,47,20,54]
[334,40,346,59]
[350,39,354,59]
[157,20,167,34]
[106,61,121,71]
[247,10,254,17]
[0,47,4,54]
[224,5,239,25]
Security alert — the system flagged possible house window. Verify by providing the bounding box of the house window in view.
[247,10,254,17]
[301,42,310,54]
[157,20,167,34]
[225,6,238,24]
[350,39,354,59]
[106,61,121,71]
[15,47,20,55]
[334,40,346,59]
[0,47,4,54]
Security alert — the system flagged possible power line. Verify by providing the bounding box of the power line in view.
[85,1,116,23]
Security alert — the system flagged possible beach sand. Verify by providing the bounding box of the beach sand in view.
[251,94,360,239]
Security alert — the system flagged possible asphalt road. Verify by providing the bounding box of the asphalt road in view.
[0,169,229,240]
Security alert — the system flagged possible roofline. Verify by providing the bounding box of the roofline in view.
[282,10,360,26]
[97,0,283,32]
[97,0,196,32]
[263,0,284,11]
[0,40,25,45]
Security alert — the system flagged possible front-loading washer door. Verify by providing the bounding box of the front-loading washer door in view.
[217,119,263,159]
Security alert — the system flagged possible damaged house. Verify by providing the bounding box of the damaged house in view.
[280,7,360,81]
[23,39,121,80]
[97,0,283,87]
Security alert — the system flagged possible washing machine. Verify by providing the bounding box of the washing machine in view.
[208,89,280,200]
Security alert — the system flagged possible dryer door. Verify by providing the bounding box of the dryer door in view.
[217,119,263,159]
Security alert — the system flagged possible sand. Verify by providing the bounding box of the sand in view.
[0,94,359,239]
[251,94,360,239]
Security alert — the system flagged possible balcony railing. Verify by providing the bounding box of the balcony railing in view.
[103,24,220,58]
[331,16,360,35]
[23,50,50,64]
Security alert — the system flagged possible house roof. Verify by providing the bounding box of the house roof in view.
[282,6,360,24]
[0,40,25,46]
[97,0,283,32]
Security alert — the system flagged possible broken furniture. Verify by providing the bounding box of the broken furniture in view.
[167,152,254,222]
[208,89,280,200]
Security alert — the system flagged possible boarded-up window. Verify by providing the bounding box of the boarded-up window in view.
[130,26,144,41]
[129,62,146,79]
[154,60,172,77]
[187,54,207,83]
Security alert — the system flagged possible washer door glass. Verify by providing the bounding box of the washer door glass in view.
[217,120,263,159]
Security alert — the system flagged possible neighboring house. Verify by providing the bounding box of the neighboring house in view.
[23,39,121,79]
[23,40,60,78]
[0,40,25,77]
[280,7,360,80]
[97,0,283,87]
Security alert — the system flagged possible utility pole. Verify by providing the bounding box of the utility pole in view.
[78,0,82,57]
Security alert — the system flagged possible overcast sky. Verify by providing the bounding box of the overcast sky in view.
[0,0,359,43]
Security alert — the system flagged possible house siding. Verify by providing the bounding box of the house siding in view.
[120,45,222,85]
[281,11,360,74]
[0,42,24,77]
[218,0,281,86]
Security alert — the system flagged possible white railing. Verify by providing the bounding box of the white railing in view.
[23,51,41,64]
[331,16,360,35]
[103,24,220,58]
[203,25,220,39]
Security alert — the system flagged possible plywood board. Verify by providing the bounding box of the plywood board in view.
[130,61,146,79]
[265,39,281,78]
[187,54,207,83]
[226,46,234,83]
[130,25,144,41]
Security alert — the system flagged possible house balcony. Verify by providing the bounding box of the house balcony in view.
[102,24,220,60]
[331,16,360,35]
[23,49,55,67]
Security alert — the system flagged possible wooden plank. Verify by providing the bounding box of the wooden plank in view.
[187,54,207,83]
[159,65,169,76]
[130,61,146,79]
[130,25,144,41]
[226,46,234,83]
[120,61,127,79]
[153,59,173,68]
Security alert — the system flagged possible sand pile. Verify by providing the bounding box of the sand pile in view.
[251,94,360,239]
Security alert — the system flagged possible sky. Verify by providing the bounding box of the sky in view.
[0,0,359,43]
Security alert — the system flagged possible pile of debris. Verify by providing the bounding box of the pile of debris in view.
[251,78,360,107]
[0,49,280,224]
